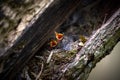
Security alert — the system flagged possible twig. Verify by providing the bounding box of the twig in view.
[47,49,63,63]
[24,67,32,80]
[47,51,54,63]
[35,62,44,80]
[102,13,107,25]
[30,72,37,78]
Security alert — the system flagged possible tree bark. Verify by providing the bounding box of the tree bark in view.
[56,8,120,80]
[0,0,53,54]
[0,0,119,80]
[0,0,82,80]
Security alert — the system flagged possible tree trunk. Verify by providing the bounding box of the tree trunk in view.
[0,0,119,80]
[0,0,54,54]
[0,0,82,79]
[56,9,120,80]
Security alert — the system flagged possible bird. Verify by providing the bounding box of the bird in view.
[55,31,64,41]
[49,31,64,48]
[49,40,58,48]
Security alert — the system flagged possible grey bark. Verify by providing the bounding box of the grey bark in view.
[0,0,119,80]
[56,8,120,80]
[0,0,53,55]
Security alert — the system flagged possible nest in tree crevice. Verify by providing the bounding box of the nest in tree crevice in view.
[17,0,119,80]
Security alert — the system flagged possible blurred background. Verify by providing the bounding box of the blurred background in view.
[88,42,120,80]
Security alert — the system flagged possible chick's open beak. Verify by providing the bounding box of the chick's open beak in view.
[55,31,64,41]
[50,40,58,47]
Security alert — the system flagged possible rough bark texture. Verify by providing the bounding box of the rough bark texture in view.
[0,0,82,79]
[0,0,119,80]
[56,9,120,80]
[0,0,53,54]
